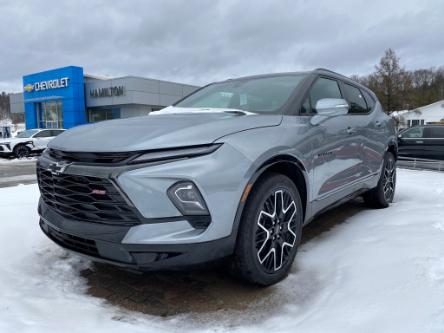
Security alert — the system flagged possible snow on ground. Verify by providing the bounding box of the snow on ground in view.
[1,169,444,333]
[0,157,37,165]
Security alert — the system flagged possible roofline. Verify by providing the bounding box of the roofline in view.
[86,74,199,88]
[213,68,370,91]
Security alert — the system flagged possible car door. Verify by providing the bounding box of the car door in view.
[398,126,425,158]
[303,77,363,208]
[339,82,381,178]
[423,126,444,160]
[32,130,54,150]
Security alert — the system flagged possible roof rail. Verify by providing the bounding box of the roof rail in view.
[314,68,346,76]
[314,68,360,83]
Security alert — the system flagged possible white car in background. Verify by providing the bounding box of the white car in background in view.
[0,129,65,158]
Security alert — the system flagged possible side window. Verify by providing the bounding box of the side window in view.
[50,130,64,137]
[427,127,444,138]
[34,130,52,138]
[362,90,375,112]
[401,127,424,138]
[342,83,367,114]
[301,77,342,114]
[300,98,311,114]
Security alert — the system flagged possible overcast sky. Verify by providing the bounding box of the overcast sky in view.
[1,0,443,92]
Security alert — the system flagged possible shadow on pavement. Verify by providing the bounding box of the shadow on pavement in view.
[80,198,367,318]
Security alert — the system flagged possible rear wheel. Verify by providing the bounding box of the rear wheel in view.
[13,145,31,159]
[363,152,396,208]
[232,173,303,286]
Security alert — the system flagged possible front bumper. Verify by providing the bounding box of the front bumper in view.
[0,144,12,155]
[37,142,254,268]
[39,200,233,269]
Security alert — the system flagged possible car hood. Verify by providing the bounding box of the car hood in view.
[0,137,28,144]
[49,107,282,152]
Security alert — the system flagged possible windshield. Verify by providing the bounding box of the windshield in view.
[176,74,307,113]
[16,129,39,138]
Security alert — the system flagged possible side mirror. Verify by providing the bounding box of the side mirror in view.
[310,98,349,125]
[315,98,349,116]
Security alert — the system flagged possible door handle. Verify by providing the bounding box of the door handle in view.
[375,120,382,127]
[346,127,356,134]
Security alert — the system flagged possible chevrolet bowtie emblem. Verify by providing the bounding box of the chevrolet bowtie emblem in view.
[47,161,72,175]
[24,84,34,92]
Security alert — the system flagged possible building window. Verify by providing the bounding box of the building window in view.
[36,100,63,128]
[88,107,121,122]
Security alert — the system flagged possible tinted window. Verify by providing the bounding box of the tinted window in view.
[50,130,64,136]
[176,75,307,113]
[362,90,375,111]
[402,127,424,138]
[425,126,444,138]
[342,83,367,114]
[303,77,342,114]
[33,130,52,138]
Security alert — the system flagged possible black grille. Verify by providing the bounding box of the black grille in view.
[37,166,140,225]
[47,149,137,164]
[40,220,99,257]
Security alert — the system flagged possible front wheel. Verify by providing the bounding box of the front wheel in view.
[232,173,303,286]
[13,145,31,159]
[363,152,396,208]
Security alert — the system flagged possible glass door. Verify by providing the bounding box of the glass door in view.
[37,100,63,128]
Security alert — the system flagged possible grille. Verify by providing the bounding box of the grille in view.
[37,166,140,225]
[47,149,137,164]
[40,220,99,257]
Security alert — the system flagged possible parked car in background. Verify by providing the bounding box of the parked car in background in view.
[398,125,444,160]
[0,129,65,158]
[37,69,397,286]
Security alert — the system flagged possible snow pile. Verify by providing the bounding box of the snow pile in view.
[1,169,444,332]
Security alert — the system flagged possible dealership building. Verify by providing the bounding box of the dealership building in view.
[9,66,199,129]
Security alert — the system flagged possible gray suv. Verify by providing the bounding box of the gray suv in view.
[37,69,397,286]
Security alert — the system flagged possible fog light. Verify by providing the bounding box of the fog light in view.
[167,181,209,216]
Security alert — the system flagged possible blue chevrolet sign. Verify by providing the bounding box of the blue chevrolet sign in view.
[23,66,86,129]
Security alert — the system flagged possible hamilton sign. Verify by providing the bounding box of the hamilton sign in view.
[23,77,69,93]
[90,86,125,98]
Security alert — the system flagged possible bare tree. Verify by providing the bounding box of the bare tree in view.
[373,48,404,113]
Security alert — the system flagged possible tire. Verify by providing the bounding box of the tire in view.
[363,152,396,208]
[232,172,303,286]
[13,145,31,159]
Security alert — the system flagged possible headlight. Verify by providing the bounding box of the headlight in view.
[167,181,209,216]
[129,144,222,164]
[0,142,11,150]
